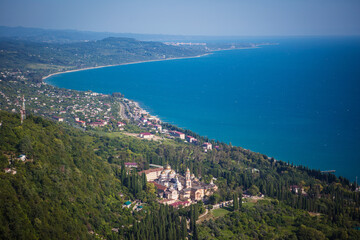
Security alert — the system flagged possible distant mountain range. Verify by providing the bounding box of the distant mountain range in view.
[0,25,271,43]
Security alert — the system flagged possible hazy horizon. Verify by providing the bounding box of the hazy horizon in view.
[3,25,360,38]
[1,0,360,36]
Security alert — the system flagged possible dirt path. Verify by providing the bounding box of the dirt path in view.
[196,209,209,224]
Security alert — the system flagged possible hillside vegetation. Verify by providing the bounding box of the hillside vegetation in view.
[1,111,359,239]
[0,37,206,82]
[0,28,359,239]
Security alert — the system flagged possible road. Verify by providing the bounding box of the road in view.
[118,102,129,120]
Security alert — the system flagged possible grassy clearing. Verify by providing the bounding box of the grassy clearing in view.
[104,131,127,138]
[212,208,230,218]
[242,201,255,208]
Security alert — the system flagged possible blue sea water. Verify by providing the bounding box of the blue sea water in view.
[47,37,360,181]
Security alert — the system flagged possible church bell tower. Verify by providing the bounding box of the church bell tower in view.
[186,168,192,188]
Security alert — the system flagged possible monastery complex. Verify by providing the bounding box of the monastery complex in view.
[139,165,217,206]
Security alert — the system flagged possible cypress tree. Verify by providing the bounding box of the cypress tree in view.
[142,172,147,190]
[120,161,126,184]
[190,205,195,232]
[239,193,243,208]
[233,193,238,211]
[193,223,199,240]
[194,204,199,221]
[181,217,187,240]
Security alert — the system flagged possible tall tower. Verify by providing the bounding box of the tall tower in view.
[186,168,192,188]
[20,95,26,124]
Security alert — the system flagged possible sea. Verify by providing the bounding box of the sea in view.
[46,37,360,182]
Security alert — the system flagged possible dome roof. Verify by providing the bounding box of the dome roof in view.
[186,168,190,172]
[170,170,175,174]
[166,164,171,170]
[161,170,166,174]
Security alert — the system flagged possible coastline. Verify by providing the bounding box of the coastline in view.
[42,44,269,82]
[41,52,214,132]
[29,42,358,180]
[41,46,260,134]
[42,53,212,81]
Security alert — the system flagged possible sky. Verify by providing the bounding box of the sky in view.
[0,0,360,36]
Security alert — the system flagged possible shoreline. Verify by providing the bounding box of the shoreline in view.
[35,44,355,181]
[42,53,212,81]
[41,52,214,136]
[42,44,268,81]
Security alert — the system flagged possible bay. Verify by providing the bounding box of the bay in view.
[47,37,360,181]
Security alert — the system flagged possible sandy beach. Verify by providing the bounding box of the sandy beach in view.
[42,53,212,81]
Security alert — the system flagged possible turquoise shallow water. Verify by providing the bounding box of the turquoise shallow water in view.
[47,37,360,181]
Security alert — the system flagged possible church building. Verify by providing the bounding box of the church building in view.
[144,164,217,202]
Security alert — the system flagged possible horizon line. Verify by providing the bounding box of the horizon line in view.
[1,25,360,39]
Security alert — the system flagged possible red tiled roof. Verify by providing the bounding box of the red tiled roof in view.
[89,122,104,126]
[125,162,137,166]
[138,167,163,175]
[170,201,190,207]
[149,181,167,191]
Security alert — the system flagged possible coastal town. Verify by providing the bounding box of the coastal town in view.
[0,69,217,152]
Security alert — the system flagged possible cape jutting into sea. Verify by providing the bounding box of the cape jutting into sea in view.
[47,37,360,181]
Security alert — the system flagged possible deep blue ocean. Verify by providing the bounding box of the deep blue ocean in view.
[47,37,360,181]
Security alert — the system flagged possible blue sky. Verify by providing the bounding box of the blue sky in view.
[0,0,359,36]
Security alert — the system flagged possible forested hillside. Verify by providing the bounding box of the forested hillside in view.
[1,111,359,239]
[0,37,206,82]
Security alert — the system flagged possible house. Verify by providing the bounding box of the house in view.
[154,124,162,131]
[117,122,126,127]
[136,206,143,212]
[171,131,185,139]
[186,135,197,143]
[159,199,177,205]
[138,167,164,181]
[203,142,212,151]
[53,116,64,122]
[123,201,132,208]
[4,168,16,174]
[139,132,153,139]
[17,154,26,161]
[150,181,168,194]
[125,162,138,168]
[170,201,190,208]
[96,119,108,125]
[89,122,105,127]
[140,117,147,124]
[75,120,86,127]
